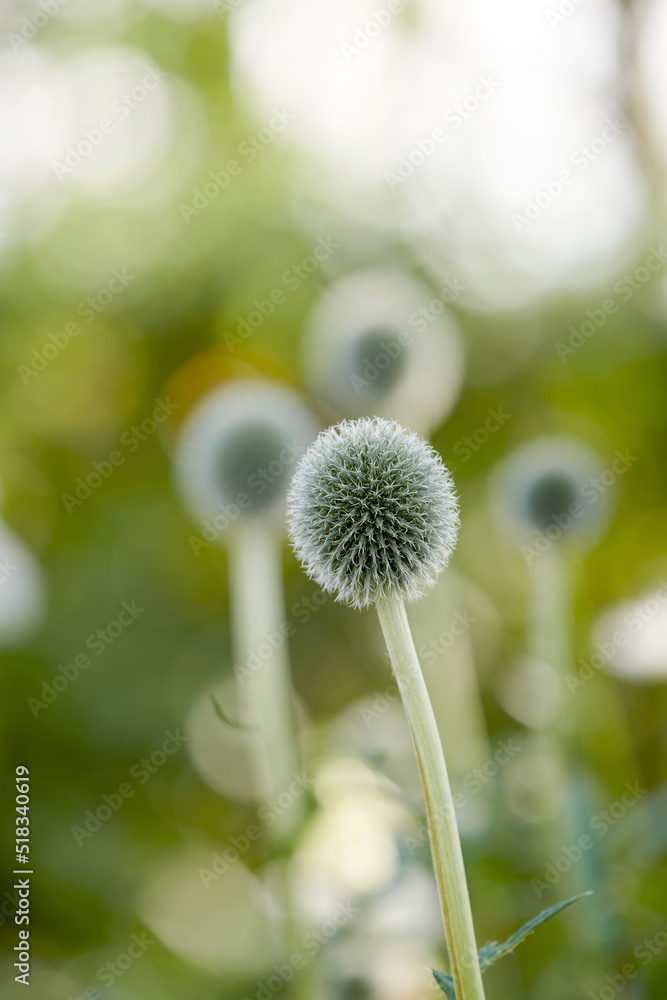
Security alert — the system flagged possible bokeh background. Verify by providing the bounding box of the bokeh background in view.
[1,0,667,998]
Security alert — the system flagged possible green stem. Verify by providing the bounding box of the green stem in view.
[227,520,309,999]
[377,594,485,1000]
[410,571,490,778]
[228,518,304,843]
[527,546,621,956]
[528,545,572,694]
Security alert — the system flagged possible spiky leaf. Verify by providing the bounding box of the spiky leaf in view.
[477,892,592,970]
[431,969,456,999]
[432,892,592,995]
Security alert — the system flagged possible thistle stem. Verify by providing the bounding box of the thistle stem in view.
[377,594,485,1000]
[227,520,309,999]
[410,572,490,778]
[228,518,304,843]
[528,545,572,693]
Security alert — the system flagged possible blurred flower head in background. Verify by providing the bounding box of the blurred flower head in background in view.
[0,41,205,259]
[491,434,616,552]
[594,580,667,683]
[174,379,317,535]
[302,267,464,433]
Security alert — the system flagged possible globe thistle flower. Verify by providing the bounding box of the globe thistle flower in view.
[491,435,613,684]
[288,417,485,1000]
[302,269,464,434]
[492,434,616,891]
[174,379,317,534]
[287,417,459,609]
[492,434,614,552]
[173,379,317,849]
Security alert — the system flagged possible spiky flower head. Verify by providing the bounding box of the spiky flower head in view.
[287,417,459,609]
[492,434,614,548]
[302,269,465,434]
[174,380,317,532]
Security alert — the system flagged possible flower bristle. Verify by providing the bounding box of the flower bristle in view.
[287,417,459,608]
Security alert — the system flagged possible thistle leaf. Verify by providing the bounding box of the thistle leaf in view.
[477,892,593,971]
[431,969,457,999]
[431,892,592,995]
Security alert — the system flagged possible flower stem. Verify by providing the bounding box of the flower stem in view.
[410,572,490,778]
[376,594,486,1000]
[228,518,304,843]
[528,545,572,697]
[228,519,307,992]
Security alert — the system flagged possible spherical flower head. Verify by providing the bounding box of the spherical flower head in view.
[492,434,614,549]
[287,418,459,609]
[174,380,317,532]
[302,269,465,434]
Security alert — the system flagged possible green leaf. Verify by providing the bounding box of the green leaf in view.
[477,892,593,971]
[431,892,592,995]
[431,969,456,999]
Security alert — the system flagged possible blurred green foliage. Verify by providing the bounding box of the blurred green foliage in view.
[1,3,667,1000]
